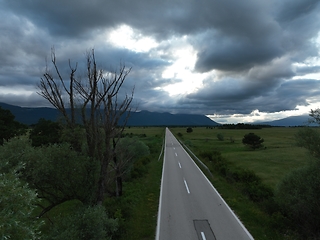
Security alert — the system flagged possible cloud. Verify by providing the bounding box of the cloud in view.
[1,0,320,122]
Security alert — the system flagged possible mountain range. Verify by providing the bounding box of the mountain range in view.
[254,115,313,127]
[0,102,219,126]
[0,102,314,127]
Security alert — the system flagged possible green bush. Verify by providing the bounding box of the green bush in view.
[217,133,224,141]
[199,151,213,161]
[232,169,261,184]
[44,205,118,240]
[131,156,151,179]
[29,118,62,147]
[275,163,320,238]
[231,169,273,202]
[241,182,274,202]
[210,150,229,176]
[186,127,193,133]
[242,132,264,150]
[0,162,43,239]
[0,107,27,145]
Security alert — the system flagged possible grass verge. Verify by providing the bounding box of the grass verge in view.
[105,127,165,240]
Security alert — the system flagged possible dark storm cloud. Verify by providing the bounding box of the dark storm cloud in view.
[3,0,195,39]
[181,78,320,115]
[276,0,320,22]
[1,0,320,118]
[194,0,320,73]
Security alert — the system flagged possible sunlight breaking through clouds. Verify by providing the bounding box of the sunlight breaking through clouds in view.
[108,25,158,53]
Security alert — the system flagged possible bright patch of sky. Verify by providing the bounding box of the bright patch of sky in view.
[109,26,206,96]
[161,45,207,96]
[209,103,320,124]
[108,25,158,52]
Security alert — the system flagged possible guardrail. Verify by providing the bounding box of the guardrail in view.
[178,140,213,178]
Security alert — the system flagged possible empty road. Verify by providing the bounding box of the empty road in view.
[156,128,254,240]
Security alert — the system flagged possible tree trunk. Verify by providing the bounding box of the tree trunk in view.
[96,155,109,205]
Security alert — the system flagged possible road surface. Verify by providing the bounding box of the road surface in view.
[156,128,254,240]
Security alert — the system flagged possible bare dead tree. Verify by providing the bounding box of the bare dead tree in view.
[38,48,133,205]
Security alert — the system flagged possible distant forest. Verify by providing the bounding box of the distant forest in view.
[218,123,272,129]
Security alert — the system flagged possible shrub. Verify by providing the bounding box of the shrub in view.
[211,150,229,176]
[241,182,274,202]
[0,165,43,240]
[0,107,27,145]
[232,169,261,184]
[29,118,62,147]
[242,132,264,150]
[230,169,273,202]
[217,133,224,141]
[44,205,118,240]
[186,127,193,133]
[275,163,320,238]
[199,151,213,161]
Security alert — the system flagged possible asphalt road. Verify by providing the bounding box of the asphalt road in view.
[155,128,254,240]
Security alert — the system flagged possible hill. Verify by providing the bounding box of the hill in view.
[0,102,219,126]
[254,115,312,127]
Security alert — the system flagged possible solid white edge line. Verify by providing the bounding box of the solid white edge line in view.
[183,178,190,194]
[169,129,254,240]
[155,128,168,240]
[201,232,207,240]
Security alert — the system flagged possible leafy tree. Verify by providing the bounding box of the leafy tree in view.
[38,48,133,205]
[309,108,320,124]
[1,138,99,217]
[29,118,62,147]
[186,127,193,133]
[217,133,224,141]
[44,205,118,240]
[0,161,43,239]
[242,132,264,150]
[23,143,99,217]
[0,106,27,145]
[275,163,320,238]
[295,127,320,159]
[112,137,149,196]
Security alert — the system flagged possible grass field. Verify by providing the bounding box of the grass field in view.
[170,127,309,188]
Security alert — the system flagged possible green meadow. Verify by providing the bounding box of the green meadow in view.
[170,127,309,187]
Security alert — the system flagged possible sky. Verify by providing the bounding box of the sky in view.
[1,0,320,124]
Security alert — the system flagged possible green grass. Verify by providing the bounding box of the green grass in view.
[170,127,309,239]
[171,127,308,187]
[112,127,165,240]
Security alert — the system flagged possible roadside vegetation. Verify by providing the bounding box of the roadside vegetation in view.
[0,48,164,240]
[0,121,164,239]
[170,124,320,239]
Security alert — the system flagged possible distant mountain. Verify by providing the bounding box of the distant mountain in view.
[0,102,219,126]
[0,102,60,125]
[123,110,219,126]
[255,115,313,127]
